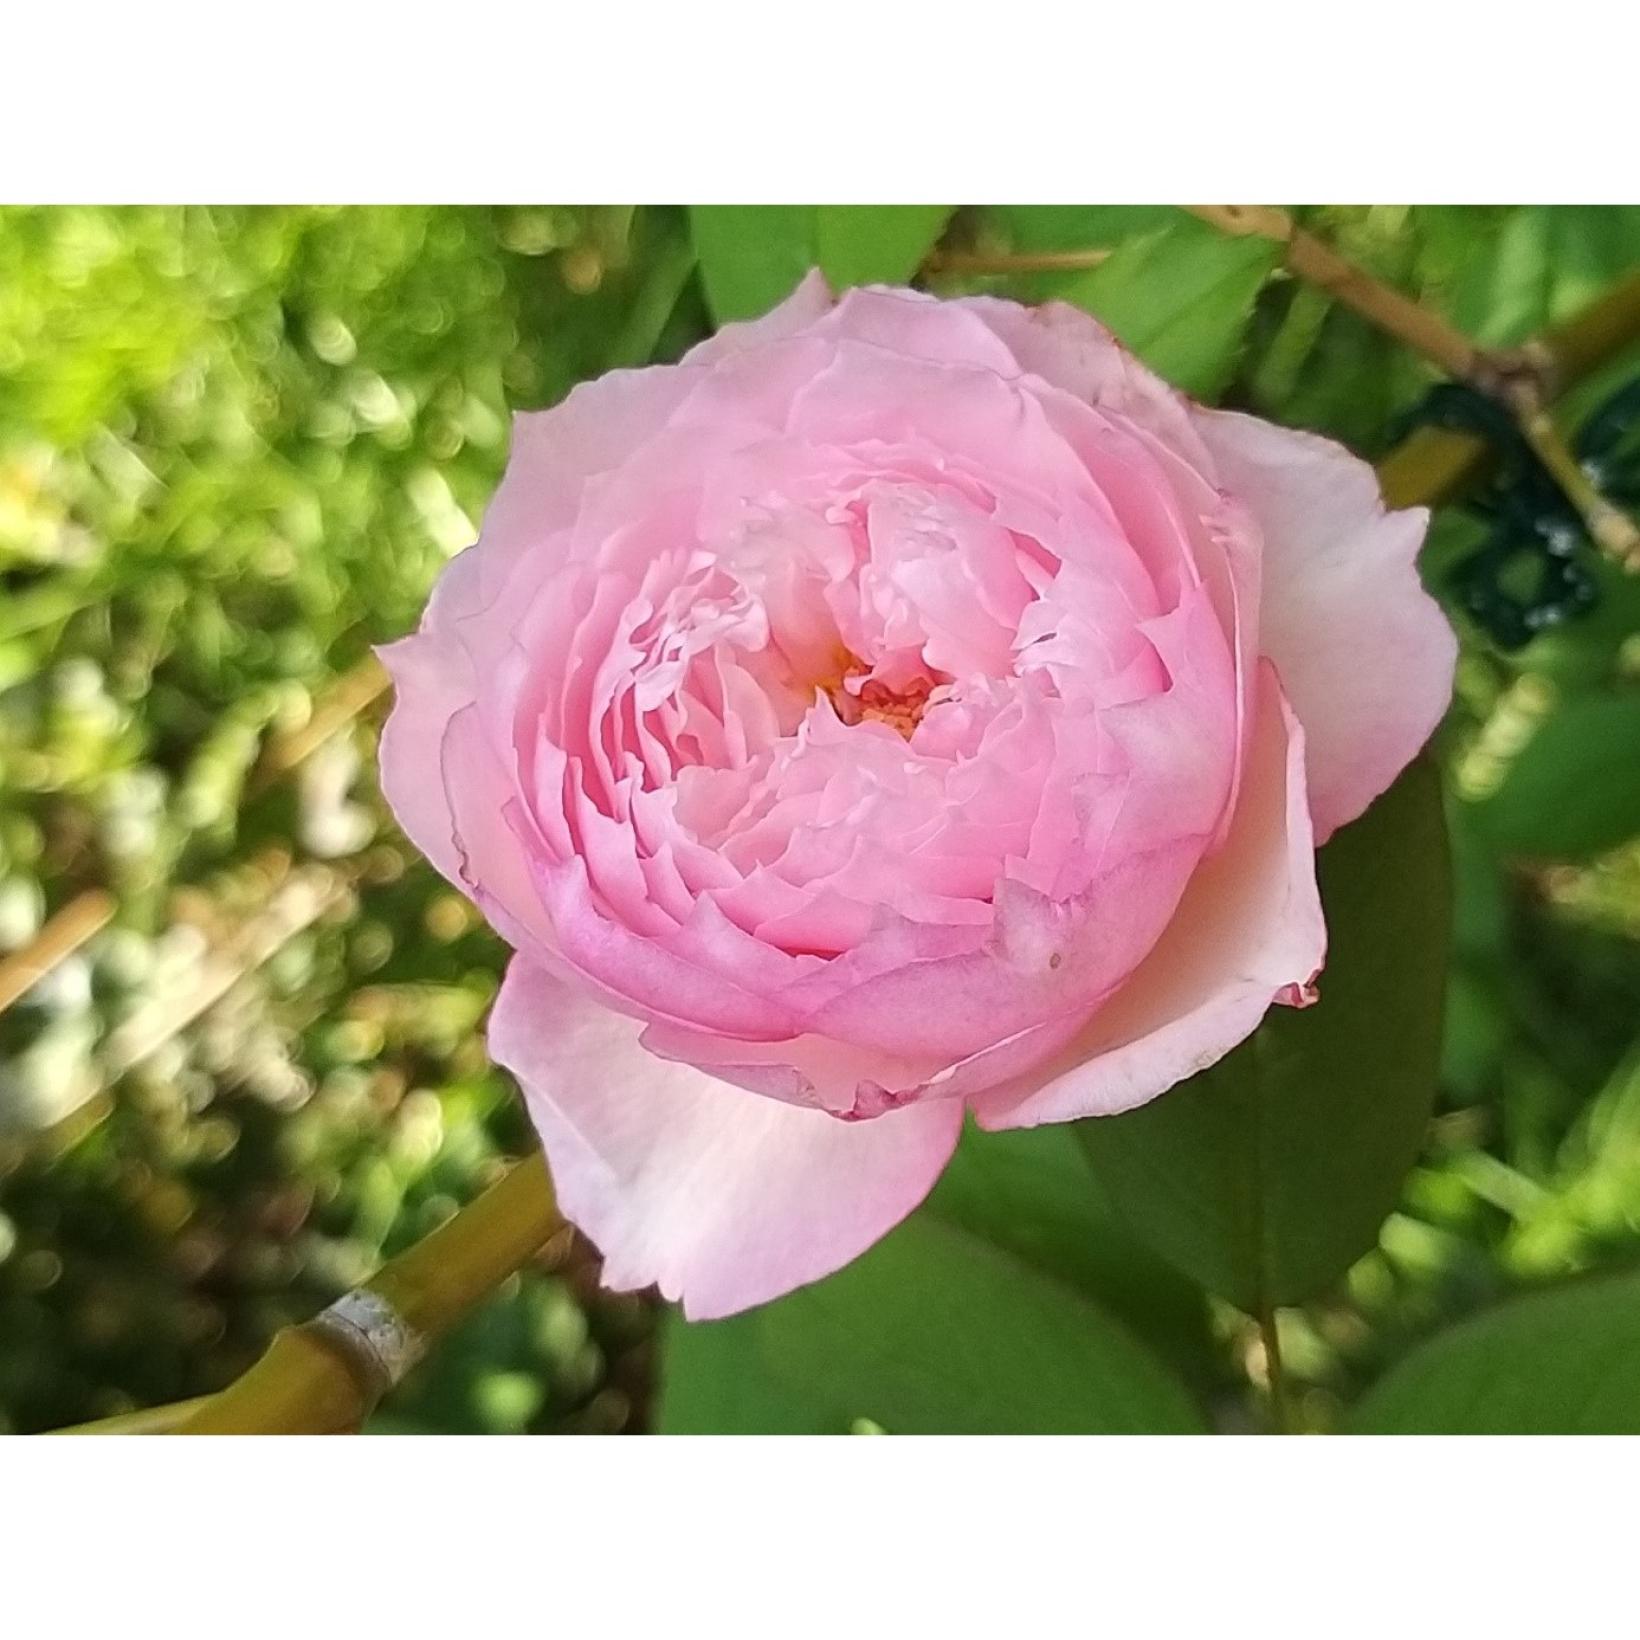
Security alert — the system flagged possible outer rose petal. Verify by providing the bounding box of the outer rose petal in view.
[954,294,1217,470]
[489,957,964,1319]
[376,624,477,893]
[1192,408,1456,841]
[973,662,1325,1128]
[681,269,833,365]
[374,358,703,895]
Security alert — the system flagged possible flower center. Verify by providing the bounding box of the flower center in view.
[816,652,944,741]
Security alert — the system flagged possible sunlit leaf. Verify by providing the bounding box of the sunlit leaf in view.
[1054,215,1279,398]
[688,205,815,323]
[815,205,951,289]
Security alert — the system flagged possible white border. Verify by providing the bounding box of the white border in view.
[3,1436,1633,1634]
[3,3,1633,202]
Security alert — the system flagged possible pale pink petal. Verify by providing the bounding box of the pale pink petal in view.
[376,627,476,892]
[1192,408,1455,841]
[490,956,963,1319]
[377,362,705,880]
[809,284,1025,374]
[681,269,834,365]
[955,293,1216,468]
[974,662,1325,1127]
[459,370,705,619]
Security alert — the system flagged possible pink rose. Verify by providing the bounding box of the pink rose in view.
[380,275,1455,1318]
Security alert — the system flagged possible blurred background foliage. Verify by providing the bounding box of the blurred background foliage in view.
[1,205,1639,1434]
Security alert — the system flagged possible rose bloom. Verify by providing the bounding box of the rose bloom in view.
[381,275,1455,1318]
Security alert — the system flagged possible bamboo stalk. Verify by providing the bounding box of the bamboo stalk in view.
[0,888,115,1013]
[248,654,389,797]
[54,1397,212,1435]
[168,1153,560,1434]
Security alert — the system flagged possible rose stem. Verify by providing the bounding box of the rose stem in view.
[1258,1305,1293,1435]
[1377,268,1640,510]
[1188,204,1490,381]
[1192,205,1640,571]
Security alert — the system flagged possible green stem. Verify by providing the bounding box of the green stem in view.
[1260,1305,1293,1434]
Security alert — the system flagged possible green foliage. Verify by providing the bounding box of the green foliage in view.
[1054,215,1281,398]
[689,205,952,320]
[689,206,817,323]
[1431,205,1640,347]
[1350,1267,1640,1433]
[0,206,697,1433]
[662,1119,1217,1432]
[926,1120,1213,1376]
[5,203,1640,1435]
[1077,762,1450,1312]
[659,1306,838,1434]
[1478,692,1640,860]
[814,205,954,289]
[662,1215,1204,1435]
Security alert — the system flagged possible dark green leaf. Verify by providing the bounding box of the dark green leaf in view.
[657,1307,840,1434]
[815,205,951,290]
[927,1119,1213,1377]
[759,1215,1205,1433]
[1077,760,1451,1311]
[660,1211,1206,1434]
[688,205,815,323]
[1053,216,1279,399]
[606,234,699,368]
[1478,692,1640,861]
[1350,1268,1640,1433]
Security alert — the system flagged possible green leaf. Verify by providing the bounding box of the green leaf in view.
[1477,692,1640,861]
[657,1307,839,1434]
[660,1212,1206,1434]
[1435,205,1640,348]
[606,233,698,369]
[689,206,953,324]
[779,1217,1205,1433]
[815,205,951,290]
[688,206,816,324]
[988,204,1177,252]
[1077,760,1451,1312]
[927,1119,1213,1378]
[1350,1269,1640,1433]
[1053,215,1279,399]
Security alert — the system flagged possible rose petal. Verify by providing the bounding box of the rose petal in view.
[1192,408,1455,841]
[974,661,1325,1127]
[681,268,834,366]
[490,956,963,1319]
[956,293,1217,469]
[376,626,477,893]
